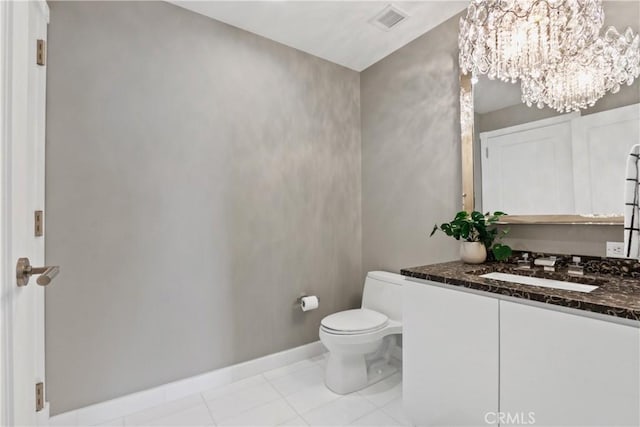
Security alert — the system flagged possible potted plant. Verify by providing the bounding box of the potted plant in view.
[430,211,512,264]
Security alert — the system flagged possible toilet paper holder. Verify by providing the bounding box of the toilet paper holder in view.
[296,295,320,304]
[297,294,320,311]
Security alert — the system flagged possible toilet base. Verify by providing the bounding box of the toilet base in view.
[324,335,400,394]
[366,358,399,385]
[324,353,399,394]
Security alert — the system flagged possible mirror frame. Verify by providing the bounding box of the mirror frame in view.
[459,72,624,225]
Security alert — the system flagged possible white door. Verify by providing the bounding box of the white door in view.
[572,103,640,214]
[480,114,576,215]
[1,1,50,426]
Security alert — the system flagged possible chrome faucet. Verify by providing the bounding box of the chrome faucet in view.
[516,253,532,269]
[567,256,584,276]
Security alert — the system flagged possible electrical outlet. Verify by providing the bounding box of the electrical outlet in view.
[606,241,625,258]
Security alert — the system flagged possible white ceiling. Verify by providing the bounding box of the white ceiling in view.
[169,1,469,71]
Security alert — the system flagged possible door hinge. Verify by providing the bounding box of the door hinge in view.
[34,210,43,237]
[485,147,489,159]
[35,382,44,412]
[36,39,46,66]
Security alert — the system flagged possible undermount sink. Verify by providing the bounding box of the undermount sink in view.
[479,272,599,293]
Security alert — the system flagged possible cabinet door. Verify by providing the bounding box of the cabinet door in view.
[500,301,640,426]
[403,282,499,426]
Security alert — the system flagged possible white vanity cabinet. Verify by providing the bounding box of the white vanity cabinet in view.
[500,300,640,427]
[403,281,499,426]
[404,279,640,427]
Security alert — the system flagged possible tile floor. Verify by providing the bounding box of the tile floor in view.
[94,353,409,427]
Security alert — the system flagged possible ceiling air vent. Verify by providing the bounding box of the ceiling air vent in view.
[370,5,409,31]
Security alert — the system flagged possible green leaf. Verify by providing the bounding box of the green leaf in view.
[492,244,513,261]
[430,211,509,248]
[471,211,485,222]
[449,223,462,240]
[440,223,454,237]
[460,221,470,239]
[486,211,508,225]
[454,211,469,221]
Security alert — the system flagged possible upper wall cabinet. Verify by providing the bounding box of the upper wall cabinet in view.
[479,103,640,216]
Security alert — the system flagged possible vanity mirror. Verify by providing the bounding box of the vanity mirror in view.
[459,1,640,225]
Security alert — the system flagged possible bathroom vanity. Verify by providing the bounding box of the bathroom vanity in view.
[400,258,640,426]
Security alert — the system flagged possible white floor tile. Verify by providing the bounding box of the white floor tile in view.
[310,353,328,369]
[263,359,318,381]
[350,409,402,426]
[93,417,124,426]
[357,374,402,408]
[50,411,79,427]
[77,389,166,427]
[268,365,324,396]
[205,381,281,422]
[125,394,203,426]
[217,399,298,426]
[81,355,405,427]
[201,374,267,402]
[278,416,309,426]
[301,395,376,426]
[283,382,341,414]
[145,403,214,426]
[380,398,411,426]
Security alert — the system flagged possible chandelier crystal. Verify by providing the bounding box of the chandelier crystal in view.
[459,0,605,82]
[520,26,640,112]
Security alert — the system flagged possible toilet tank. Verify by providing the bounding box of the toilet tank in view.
[361,271,404,322]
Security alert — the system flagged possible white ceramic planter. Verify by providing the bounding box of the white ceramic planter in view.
[460,242,487,264]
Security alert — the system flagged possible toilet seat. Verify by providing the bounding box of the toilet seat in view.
[320,309,388,335]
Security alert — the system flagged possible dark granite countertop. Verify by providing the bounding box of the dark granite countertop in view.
[400,260,640,321]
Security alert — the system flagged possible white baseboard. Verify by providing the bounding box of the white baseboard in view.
[49,341,326,426]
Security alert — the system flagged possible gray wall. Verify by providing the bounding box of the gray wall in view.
[46,1,361,414]
[361,6,632,270]
[361,14,462,274]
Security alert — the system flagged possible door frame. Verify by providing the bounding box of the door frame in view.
[1,0,16,424]
[1,1,50,425]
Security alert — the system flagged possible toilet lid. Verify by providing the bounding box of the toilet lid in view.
[321,309,388,334]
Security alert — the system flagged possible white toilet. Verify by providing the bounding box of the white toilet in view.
[319,271,404,394]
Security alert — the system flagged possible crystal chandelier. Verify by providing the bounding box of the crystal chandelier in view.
[459,0,605,82]
[521,26,640,112]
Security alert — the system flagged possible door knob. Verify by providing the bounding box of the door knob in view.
[16,257,59,287]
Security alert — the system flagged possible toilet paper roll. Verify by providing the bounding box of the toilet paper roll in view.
[300,296,319,312]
